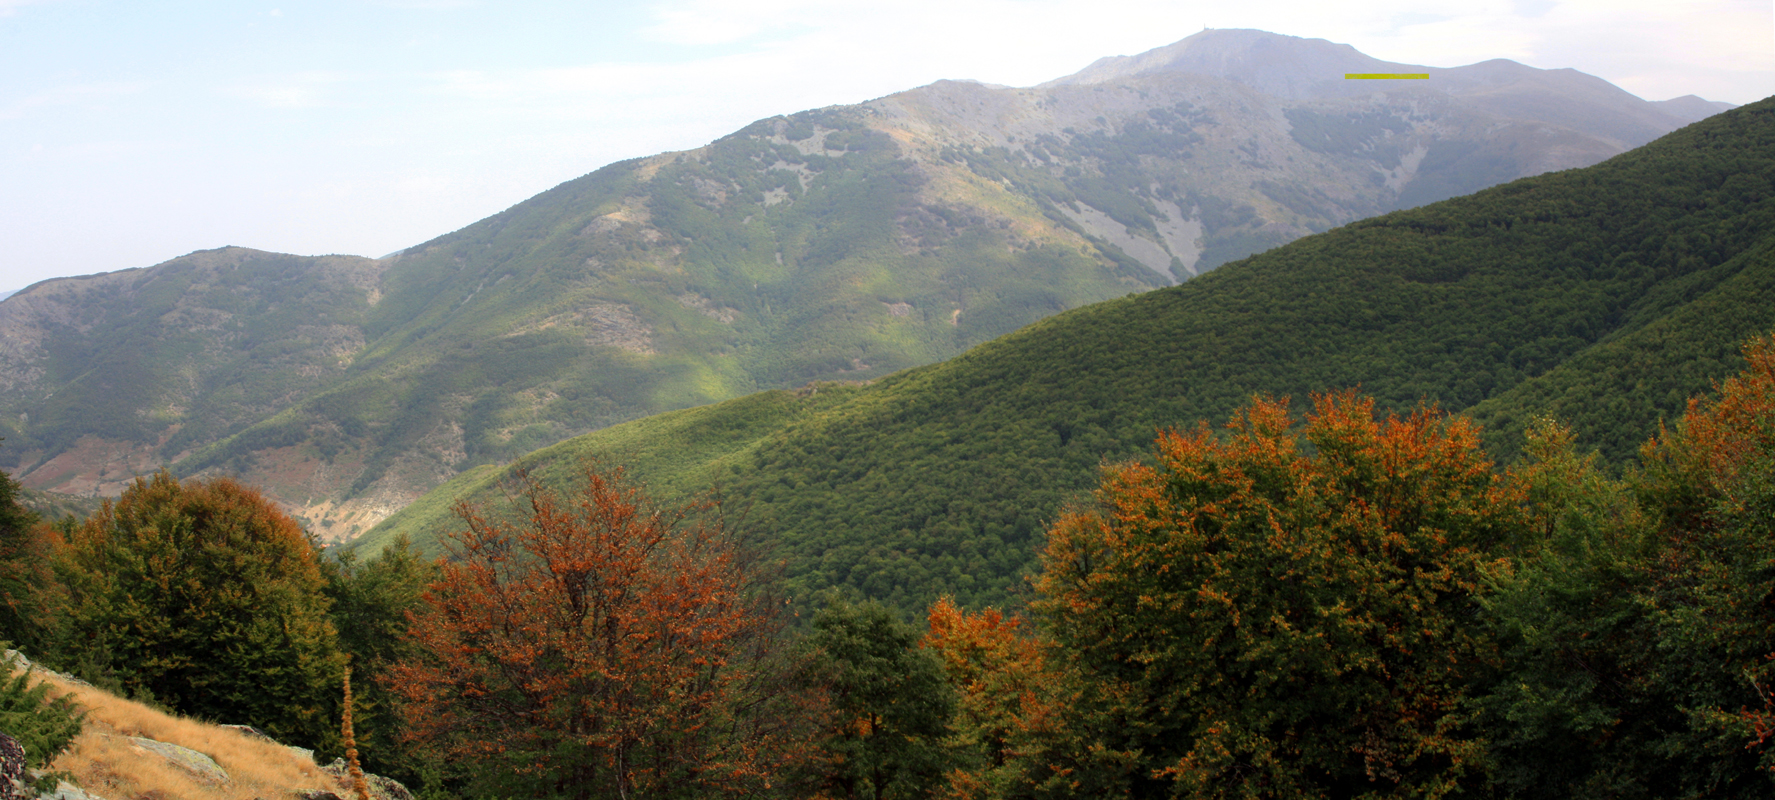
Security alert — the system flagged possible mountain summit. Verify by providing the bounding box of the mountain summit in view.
[1052,28,1719,148]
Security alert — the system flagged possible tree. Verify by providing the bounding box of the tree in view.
[1031,392,1511,799]
[0,656,82,796]
[806,598,957,800]
[322,534,437,778]
[921,597,1056,800]
[0,462,57,657]
[1475,334,1775,799]
[388,463,814,800]
[1476,417,1667,798]
[56,471,342,747]
[1632,331,1775,794]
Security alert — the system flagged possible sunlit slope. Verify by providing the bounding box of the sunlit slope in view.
[358,98,1775,614]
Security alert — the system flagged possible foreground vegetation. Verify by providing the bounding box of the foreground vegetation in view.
[1,330,1772,798]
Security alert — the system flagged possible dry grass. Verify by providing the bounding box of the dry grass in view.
[33,670,343,800]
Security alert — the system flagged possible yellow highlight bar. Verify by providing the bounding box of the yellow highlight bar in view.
[1346,73,1429,79]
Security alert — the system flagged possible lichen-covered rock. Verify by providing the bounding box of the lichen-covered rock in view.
[126,737,228,784]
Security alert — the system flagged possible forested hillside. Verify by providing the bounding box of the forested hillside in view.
[356,96,1775,615]
[0,29,1726,540]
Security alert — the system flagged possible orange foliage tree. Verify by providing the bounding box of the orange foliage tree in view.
[922,597,1056,799]
[1032,392,1514,799]
[388,463,817,800]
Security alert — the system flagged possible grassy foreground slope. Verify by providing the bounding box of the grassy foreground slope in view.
[356,98,1775,614]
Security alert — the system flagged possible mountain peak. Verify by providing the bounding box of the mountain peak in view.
[1044,29,1414,99]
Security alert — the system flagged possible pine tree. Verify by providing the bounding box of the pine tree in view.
[0,657,82,792]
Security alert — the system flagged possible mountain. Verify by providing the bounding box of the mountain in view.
[350,97,1775,616]
[0,29,1735,538]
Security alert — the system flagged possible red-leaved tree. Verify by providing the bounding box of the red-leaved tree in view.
[388,463,818,799]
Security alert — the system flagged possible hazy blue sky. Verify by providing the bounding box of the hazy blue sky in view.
[2,0,1769,291]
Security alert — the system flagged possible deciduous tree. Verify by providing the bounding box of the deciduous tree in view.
[388,463,814,800]
[56,471,342,748]
[806,598,957,800]
[0,462,57,656]
[922,597,1060,800]
[1032,392,1511,799]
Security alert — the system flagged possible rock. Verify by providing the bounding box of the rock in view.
[39,781,107,800]
[126,737,228,784]
[321,759,413,800]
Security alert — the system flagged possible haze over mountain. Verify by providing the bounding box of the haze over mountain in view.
[0,29,1738,538]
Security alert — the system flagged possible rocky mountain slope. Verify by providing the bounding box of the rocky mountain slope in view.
[0,29,1735,539]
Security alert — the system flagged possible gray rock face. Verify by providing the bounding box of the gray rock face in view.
[125,737,229,785]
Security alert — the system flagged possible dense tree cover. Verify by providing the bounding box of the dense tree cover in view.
[388,464,818,800]
[1473,334,1775,798]
[322,534,438,778]
[12,332,1775,798]
[361,98,1775,618]
[54,472,344,748]
[915,334,1775,799]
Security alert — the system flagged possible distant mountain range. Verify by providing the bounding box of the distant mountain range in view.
[0,29,1739,538]
[353,97,1775,615]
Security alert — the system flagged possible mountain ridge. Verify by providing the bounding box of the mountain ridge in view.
[0,29,1739,539]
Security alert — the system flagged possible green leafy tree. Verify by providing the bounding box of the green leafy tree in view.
[807,598,958,800]
[1477,334,1775,799]
[56,471,343,748]
[323,533,437,777]
[1476,417,1666,798]
[1031,392,1513,799]
[0,461,58,658]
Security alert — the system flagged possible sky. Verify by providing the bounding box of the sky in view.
[2,0,1770,293]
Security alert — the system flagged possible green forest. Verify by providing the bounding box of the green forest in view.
[355,97,1775,618]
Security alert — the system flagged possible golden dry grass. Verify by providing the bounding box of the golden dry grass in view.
[33,669,343,800]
